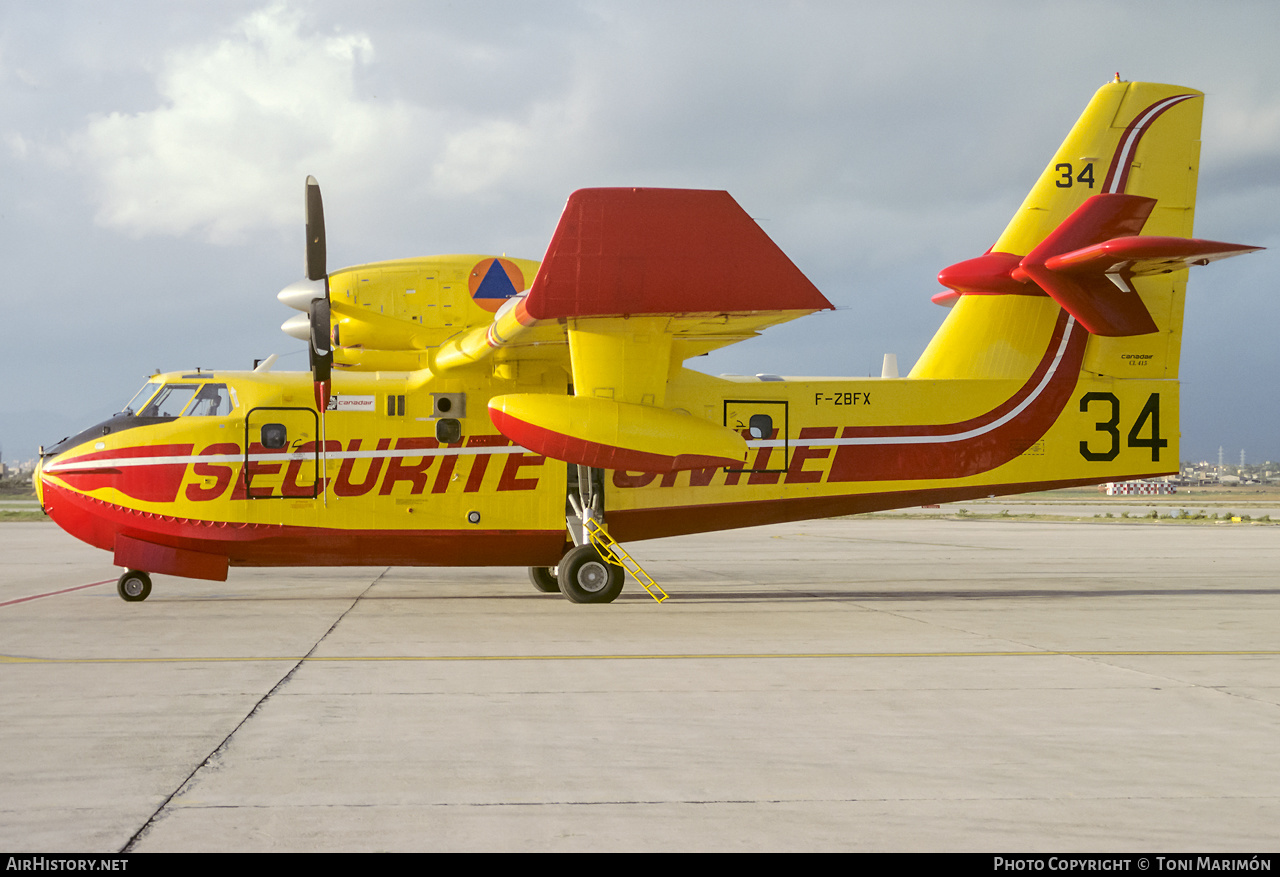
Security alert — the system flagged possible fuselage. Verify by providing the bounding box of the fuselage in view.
[36,295,1177,582]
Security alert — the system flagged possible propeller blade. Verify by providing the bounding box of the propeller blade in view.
[305,175,326,281]
[308,297,333,384]
[301,175,332,410]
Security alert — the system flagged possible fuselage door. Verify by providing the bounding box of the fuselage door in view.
[244,407,320,499]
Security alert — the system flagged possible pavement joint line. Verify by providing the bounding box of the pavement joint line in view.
[119,567,390,854]
[6,649,1280,665]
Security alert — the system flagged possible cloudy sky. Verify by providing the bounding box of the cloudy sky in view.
[2,0,1277,465]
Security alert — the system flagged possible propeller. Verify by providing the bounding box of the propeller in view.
[278,175,333,409]
[273,176,335,505]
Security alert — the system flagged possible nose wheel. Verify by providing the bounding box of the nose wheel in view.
[117,570,152,602]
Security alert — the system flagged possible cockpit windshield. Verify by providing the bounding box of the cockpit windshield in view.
[139,384,200,418]
[128,382,233,418]
[122,383,161,416]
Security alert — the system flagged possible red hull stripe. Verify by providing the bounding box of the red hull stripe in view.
[44,441,532,473]
[48,443,194,503]
[115,533,230,582]
[42,481,566,568]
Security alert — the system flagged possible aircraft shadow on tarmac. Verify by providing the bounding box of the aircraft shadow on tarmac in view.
[149,584,1280,605]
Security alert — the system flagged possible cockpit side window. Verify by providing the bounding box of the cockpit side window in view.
[139,384,199,418]
[187,384,232,416]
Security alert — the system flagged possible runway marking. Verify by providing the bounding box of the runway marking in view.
[0,579,115,607]
[4,649,1280,664]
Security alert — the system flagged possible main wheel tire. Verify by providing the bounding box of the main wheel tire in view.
[529,566,560,593]
[557,544,624,604]
[117,570,152,602]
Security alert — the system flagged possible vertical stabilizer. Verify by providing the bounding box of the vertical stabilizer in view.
[913,80,1206,383]
[994,81,1202,254]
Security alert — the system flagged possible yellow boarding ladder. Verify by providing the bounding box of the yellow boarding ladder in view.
[584,517,668,603]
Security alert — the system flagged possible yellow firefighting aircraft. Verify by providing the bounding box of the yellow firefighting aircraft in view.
[36,79,1261,604]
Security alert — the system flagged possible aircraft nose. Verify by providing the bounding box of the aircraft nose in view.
[33,456,45,508]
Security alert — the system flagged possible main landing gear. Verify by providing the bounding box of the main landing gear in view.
[526,544,625,603]
[117,569,152,602]
[527,463,626,604]
[556,543,626,604]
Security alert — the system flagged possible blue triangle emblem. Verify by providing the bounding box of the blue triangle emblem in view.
[474,260,518,300]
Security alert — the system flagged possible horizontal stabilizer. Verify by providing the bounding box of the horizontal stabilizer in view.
[1044,236,1264,276]
[936,194,1262,335]
[524,188,833,320]
[1018,193,1156,268]
[489,394,747,472]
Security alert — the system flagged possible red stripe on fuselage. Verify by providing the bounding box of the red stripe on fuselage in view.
[826,311,1085,481]
[48,443,194,503]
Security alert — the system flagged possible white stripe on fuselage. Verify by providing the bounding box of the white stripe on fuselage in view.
[48,318,1078,472]
[45,443,534,473]
[745,317,1077,449]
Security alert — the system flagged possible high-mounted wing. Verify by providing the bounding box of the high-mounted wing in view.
[274,183,832,472]
[484,188,834,472]
[436,188,834,371]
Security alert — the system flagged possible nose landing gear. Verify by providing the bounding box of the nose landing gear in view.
[117,570,152,602]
